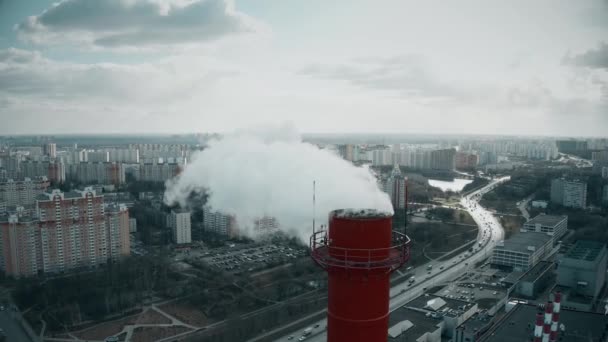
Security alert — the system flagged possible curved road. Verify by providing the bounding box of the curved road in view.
[270,176,510,342]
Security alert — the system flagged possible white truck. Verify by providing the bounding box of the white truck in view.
[303,327,313,336]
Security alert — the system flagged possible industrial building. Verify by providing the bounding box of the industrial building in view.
[491,232,552,271]
[521,214,568,241]
[513,261,555,298]
[388,294,478,341]
[454,311,494,342]
[557,240,607,307]
[479,303,608,342]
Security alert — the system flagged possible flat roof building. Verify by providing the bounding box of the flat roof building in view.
[479,303,608,342]
[513,261,555,299]
[521,214,568,241]
[388,294,478,341]
[557,240,607,300]
[491,232,552,272]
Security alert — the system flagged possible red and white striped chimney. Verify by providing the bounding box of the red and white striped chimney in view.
[550,292,562,342]
[542,322,551,342]
[542,302,553,342]
[534,312,544,342]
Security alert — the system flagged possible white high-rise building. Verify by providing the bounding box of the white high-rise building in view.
[167,210,191,244]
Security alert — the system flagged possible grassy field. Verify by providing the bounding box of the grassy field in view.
[407,221,479,265]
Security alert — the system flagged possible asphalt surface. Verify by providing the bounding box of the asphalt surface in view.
[272,176,510,342]
[0,309,34,342]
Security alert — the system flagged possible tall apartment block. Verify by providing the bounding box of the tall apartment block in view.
[0,187,130,277]
[0,177,50,207]
[550,178,587,209]
[167,209,192,244]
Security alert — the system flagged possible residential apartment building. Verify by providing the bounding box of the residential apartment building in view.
[68,162,126,186]
[104,148,140,164]
[43,143,57,158]
[385,164,407,210]
[455,152,478,170]
[137,160,181,182]
[550,178,587,208]
[203,206,236,237]
[0,177,50,207]
[105,204,131,257]
[253,216,279,236]
[0,214,39,277]
[430,148,456,171]
[87,151,110,163]
[20,160,66,184]
[167,210,191,244]
[591,150,608,163]
[0,187,130,277]
[521,214,568,241]
[491,232,553,271]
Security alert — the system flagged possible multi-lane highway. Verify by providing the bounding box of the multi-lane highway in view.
[271,176,510,342]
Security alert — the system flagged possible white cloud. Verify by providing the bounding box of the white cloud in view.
[15,0,259,48]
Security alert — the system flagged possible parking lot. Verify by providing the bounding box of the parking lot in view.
[199,244,307,274]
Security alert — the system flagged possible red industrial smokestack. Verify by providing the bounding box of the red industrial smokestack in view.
[542,302,553,342]
[534,312,544,342]
[550,292,562,342]
[310,209,410,342]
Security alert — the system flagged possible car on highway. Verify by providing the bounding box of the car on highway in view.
[288,336,294,340]
[298,337,306,341]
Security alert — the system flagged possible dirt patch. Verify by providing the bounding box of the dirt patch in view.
[131,326,192,342]
[135,309,171,325]
[72,315,135,340]
[159,302,208,327]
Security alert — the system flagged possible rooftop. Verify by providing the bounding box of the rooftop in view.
[520,261,555,283]
[524,214,567,228]
[387,307,441,341]
[498,232,552,254]
[480,304,608,342]
[406,294,475,317]
[564,240,606,262]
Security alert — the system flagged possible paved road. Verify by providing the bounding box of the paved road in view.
[269,177,510,342]
[0,309,35,342]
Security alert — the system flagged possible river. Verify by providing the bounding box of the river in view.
[428,178,473,192]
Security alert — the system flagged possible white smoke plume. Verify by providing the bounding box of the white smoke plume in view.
[164,124,393,242]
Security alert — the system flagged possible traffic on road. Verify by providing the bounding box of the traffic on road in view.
[270,176,510,342]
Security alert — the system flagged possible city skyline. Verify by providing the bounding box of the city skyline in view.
[0,0,607,136]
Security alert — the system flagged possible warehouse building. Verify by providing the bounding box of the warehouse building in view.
[491,232,552,272]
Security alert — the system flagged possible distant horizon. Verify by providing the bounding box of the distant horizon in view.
[1,131,607,139]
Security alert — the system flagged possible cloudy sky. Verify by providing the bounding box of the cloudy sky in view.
[0,0,607,136]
